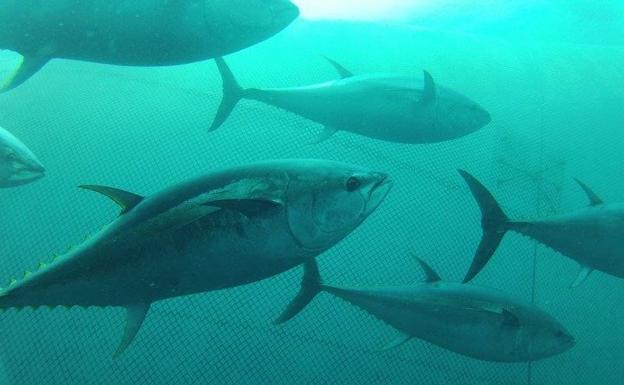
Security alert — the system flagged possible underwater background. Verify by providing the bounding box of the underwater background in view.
[0,1,623,384]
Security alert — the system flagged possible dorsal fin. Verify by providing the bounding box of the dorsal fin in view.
[411,254,441,283]
[324,57,354,79]
[574,178,603,206]
[80,185,144,215]
[421,70,436,104]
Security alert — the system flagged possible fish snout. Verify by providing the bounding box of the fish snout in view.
[482,108,492,126]
[562,331,576,348]
[1,158,45,187]
[28,161,45,175]
[372,172,392,190]
[21,156,45,176]
[272,0,300,24]
[470,103,491,129]
[552,326,575,354]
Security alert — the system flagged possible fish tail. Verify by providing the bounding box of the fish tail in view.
[274,259,322,324]
[209,57,245,132]
[458,170,510,283]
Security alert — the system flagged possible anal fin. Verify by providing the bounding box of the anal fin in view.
[114,303,151,358]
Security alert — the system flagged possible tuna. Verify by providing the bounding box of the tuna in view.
[0,0,299,91]
[277,257,574,362]
[0,159,392,356]
[209,57,491,144]
[459,169,624,286]
[0,126,44,187]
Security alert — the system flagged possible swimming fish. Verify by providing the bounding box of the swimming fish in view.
[0,159,392,356]
[0,0,299,91]
[277,257,574,362]
[210,57,491,144]
[0,126,44,187]
[459,169,624,286]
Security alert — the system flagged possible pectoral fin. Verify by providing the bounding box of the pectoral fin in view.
[0,54,49,92]
[274,259,322,324]
[205,198,283,217]
[79,185,144,215]
[381,333,412,351]
[114,303,151,358]
[571,265,593,288]
[311,126,338,144]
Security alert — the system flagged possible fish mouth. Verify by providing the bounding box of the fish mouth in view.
[27,163,45,174]
[8,163,45,185]
[365,173,393,215]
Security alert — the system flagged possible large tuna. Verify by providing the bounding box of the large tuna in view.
[278,257,574,362]
[0,0,299,91]
[0,159,391,356]
[209,57,491,144]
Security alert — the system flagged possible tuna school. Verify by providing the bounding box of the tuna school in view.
[2,0,608,369]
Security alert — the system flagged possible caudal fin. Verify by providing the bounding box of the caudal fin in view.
[209,57,244,132]
[458,170,510,283]
[274,259,322,324]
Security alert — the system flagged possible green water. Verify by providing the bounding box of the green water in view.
[0,2,622,384]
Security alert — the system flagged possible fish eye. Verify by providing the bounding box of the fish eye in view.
[6,152,18,161]
[346,176,361,192]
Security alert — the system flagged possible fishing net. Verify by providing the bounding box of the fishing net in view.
[0,21,622,385]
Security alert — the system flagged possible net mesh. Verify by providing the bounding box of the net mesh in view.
[0,20,622,385]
